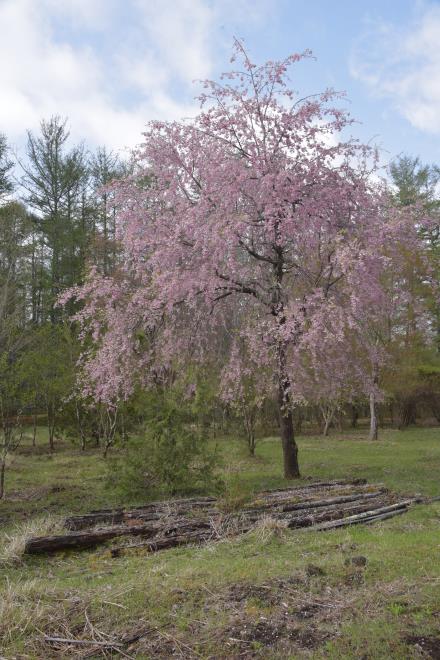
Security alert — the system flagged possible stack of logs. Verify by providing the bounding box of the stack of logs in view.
[24,479,415,556]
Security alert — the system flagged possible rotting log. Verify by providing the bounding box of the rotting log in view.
[219,496,393,530]
[248,489,387,514]
[24,483,416,556]
[64,482,381,531]
[25,519,213,554]
[259,479,368,495]
[65,499,217,531]
[110,530,214,557]
[311,500,412,531]
[25,525,157,554]
[284,498,395,528]
[108,499,406,557]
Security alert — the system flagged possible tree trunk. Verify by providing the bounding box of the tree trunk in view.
[369,392,378,440]
[0,458,5,500]
[248,429,256,456]
[294,408,303,434]
[398,398,417,428]
[75,400,86,451]
[47,404,55,452]
[350,404,358,429]
[120,411,127,444]
[243,407,256,456]
[321,404,334,437]
[272,239,300,478]
[369,366,379,440]
[336,411,344,432]
[277,377,300,478]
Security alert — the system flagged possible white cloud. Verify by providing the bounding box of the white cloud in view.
[134,0,214,82]
[350,4,440,135]
[0,0,270,155]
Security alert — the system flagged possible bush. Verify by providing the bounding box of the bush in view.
[107,393,224,498]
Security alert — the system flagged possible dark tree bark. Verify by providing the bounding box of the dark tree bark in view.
[294,407,303,434]
[350,404,359,428]
[277,369,300,479]
[369,392,378,440]
[272,239,300,479]
[0,459,5,500]
[32,412,37,447]
[321,404,335,437]
[242,405,256,456]
[398,398,417,428]
[369,367,379,440]
[47,403,56,452]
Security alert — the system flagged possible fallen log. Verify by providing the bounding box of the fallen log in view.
[282,489,387,510]
[65,483,382,531]
[226,495,391,528]
[311,500,412,531]
[246,489,387,515]
[25,518,213,555]
[363,510,408,524]
[87,496,216,514]
[109,498,401,557]
[24,485,414,556]
[69,492,382,531]
[25,525,156,554]
[260,479,368,495]
[65,499,217,531]
[67,493,379,532]
[28,496,391,555]
[285,498,395,528]
[110,530,214,557]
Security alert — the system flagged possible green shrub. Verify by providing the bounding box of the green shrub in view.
[107,393,224,498]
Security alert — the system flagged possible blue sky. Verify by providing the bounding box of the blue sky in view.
[1,0,440,166]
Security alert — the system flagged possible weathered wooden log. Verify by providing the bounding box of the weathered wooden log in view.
[224,496,392,532]
[64,483,374,531]
[110,530,213,557]
[26,525,156,554]
[318,508,408,529]
[65,511,126,530]
[311,500,411,531]
[244,489,387,515]
[363,510,408,524]
[260,479,368,496]
[285,498,394,528]
[25,483,414,556]
[67,492,371,531]
[88,496,216,514]
[109,498,399,557]
[283,489,387,510]
[25,518,212,554]
[65,499,217,531]
[27,493,399,555]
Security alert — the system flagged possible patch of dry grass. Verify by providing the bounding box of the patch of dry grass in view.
[0,577,53,648]
[0,515,61,566]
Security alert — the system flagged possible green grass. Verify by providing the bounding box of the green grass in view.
[1,426,440,658]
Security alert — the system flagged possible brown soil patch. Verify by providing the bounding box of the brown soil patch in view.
[406,635,440,659]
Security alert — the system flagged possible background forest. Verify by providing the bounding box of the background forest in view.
[0,104,439,499]
[1,8,440,655]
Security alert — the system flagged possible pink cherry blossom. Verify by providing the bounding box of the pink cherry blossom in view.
[62,41,431,478]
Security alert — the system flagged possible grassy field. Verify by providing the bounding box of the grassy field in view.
[1,427,440,658]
